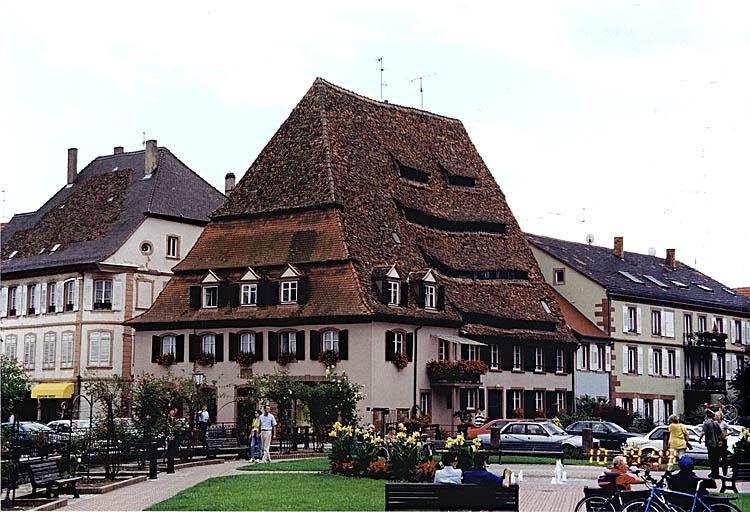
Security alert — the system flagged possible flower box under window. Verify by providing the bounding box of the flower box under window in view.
[426,360,489,383]
[93,302,112,310]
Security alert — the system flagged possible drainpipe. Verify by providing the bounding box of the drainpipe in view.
[412,325,423,418]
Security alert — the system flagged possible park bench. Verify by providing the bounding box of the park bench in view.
[385,482,519,511]
[497,441,564,463]
[206,435,239,458]
[719,462,750,493]
[28,461,80,498]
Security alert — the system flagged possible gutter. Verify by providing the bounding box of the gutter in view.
[412,325,423,418]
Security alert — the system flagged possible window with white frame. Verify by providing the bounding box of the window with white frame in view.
[5,335,17,360]
[653,349,662,375]
[714,317,724,334]
[93,279,113,309]
[24,334,36,369]
[490,344,499,370]
[88,331,111,367]
[556,391,565,412]
[420,392,431,415]
[388,281,400,305]
[43,333,56,369]
[553,268,565,285]
[281,281,298,303]
[280,331,297,354]
[581,343,590,370]
[392,331,404,355]
[651,310,662,336]
[535,391,544,412]
[323,330,339,353]
[535,347,543,371]
[556,349,565,373]
[597,345,606,371]
[47,282,56,313]
[664,400,673,419]
[203,286,218,308]
[64,280,75,311]
[241,284,258,306]
[466,345,479,361]
[684,314,693,342]
[627,347,637,373]
[201,334,216,355]
[162,335,176,355]
[60,332,74,368]
[240,332,255,354]
[622,398,633,414]
[27,284,37,314]
[465,388,477,409]
[733,320,742,343]
[512,390,522,411]
[424,284,436,309]
[667,350,676,376]
[512,345,522,370]
[166,235,180,258]
[438,339,449,361]
[698,315,707,333]
[8,286,18,315]
[627,306,638,333]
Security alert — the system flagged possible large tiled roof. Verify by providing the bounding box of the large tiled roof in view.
[132,79,575,343]
[1,148,225,275]
[527,234,750,315]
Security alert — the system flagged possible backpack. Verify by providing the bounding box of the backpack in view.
[597,471,622,489]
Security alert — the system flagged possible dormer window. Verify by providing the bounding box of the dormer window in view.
[203,286,218,308]
[388,281,400,305]
[424,284,436,309]
[241,283,258,306]
[281,281,298,304]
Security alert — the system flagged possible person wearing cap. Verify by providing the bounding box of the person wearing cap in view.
[667,456,715,510]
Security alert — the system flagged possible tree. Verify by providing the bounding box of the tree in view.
[729,355,750,413]
[0,356,28,421]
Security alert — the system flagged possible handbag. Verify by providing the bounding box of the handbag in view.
[683,426,692,450]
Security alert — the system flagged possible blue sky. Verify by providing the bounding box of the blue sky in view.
[1,1,749,286]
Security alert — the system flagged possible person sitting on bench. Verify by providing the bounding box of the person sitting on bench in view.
[434,452,462,484]
[667,456,715,510]
[462,453,512,488]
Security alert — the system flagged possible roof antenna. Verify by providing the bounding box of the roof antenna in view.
[377,57,387,100]
[142,131,146,146]
[410,74,436,109]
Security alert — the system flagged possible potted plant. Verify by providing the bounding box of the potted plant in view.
[196,352,215,367]
[392,352,409,370]
[277,351,296,366]
[155,352,175,367]
[235,351,255,368]
[319,349,339,367]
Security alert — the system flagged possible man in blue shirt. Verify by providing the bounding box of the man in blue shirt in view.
[462,453,511,487]
[258,404,277,463]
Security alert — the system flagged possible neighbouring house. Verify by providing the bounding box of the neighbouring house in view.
[0,142,224,422]
[736,288,750,298]
[128,78,576,432]
[528,234,750,423]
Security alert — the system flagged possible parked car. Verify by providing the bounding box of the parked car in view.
[1,421,62,453]
[47,419,91,438]
[477,420,597,456]
[623,425,740,461]
[564,420,640,451]
[467,419,518,440]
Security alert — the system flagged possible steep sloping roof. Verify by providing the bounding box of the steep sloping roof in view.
[527,234,750,315]
[132,79,574,342]
[1,148,225,275]
[549,289,611,340]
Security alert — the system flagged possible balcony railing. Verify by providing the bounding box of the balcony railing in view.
[683,332,727,349]
[684,376,726,392]
[426,360,488,385]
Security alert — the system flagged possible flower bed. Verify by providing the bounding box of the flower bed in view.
[426,360,488,382]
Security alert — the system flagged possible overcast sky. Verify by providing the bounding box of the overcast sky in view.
[2,2,748,287]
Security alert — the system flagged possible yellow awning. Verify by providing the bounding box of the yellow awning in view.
[31,382,74,399]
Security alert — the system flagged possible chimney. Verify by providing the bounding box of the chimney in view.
[67,148,78,184]
[144,139,158,175]
[113,146,124,154]
[613,236,624,259]
[224,172,236,195]
[666,248,676,270]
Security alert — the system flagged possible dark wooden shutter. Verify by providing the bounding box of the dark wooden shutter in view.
[385,331,395,361]
[565,348,573,374]
[380,280,390,304]
[524,345,535,372]
[269,282,279,305]
[151,335,160,363]
[405,332,414,361]
[399,281,409,307]
[478,388,485,411]
[500,343,513,371]
[217,283,230,308]
[297,278,309,304]
[523,390,535,418]
[436,286,446,310]
[229,284,240,307]
[339,330,349,360]
[295,331,305,360]
[215,333,224,362]
[175,335,185,362]
[461,344,469,360]
[480,344,492,365]
[546,391,557,416]
[415,283,425,308]
[506,390,514,418]
[189,334,200,362]
[268,331,278,361]
[309,330,321,360]
[545,347,556,374]
[255,332,264,361]
[228,332,238,361]
[189,286,201,309]
[459,389,468,410]
[566,391,574,413]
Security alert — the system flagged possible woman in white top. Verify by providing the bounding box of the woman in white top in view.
[434,452,462,484]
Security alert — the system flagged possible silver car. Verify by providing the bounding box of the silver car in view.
[478,420,596,456]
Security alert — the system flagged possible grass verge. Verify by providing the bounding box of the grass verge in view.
[238,457,329,472]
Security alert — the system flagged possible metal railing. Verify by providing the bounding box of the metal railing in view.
[683,332,727,349]
[684,376,726,391]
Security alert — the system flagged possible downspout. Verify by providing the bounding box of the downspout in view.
[606,292,613,403]
[412,325,423,418]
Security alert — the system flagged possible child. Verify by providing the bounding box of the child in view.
[249,427,262,462]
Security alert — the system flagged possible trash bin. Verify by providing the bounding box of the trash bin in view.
[490,425,502,449]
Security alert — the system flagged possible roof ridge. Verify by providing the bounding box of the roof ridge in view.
[313,80,337,204]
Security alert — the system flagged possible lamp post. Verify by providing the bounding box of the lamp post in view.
[192,371,204,456]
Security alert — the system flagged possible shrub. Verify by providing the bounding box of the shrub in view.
[631,412,656,433]
[388,424,424,480]
[593,403,633,430]
[681,407,707,426]
[731,428,750,464]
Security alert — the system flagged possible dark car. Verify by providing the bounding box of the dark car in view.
[565,420,640,450]
[1,422,62,455]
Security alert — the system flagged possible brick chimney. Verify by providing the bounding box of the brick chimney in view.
[666,249,676,270]
[113,146,124,154]
[67,148,78,184]
[613,236,624,259]
[224,172,236,195]
[144,140,158,175]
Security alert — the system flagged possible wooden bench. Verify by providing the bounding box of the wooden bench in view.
[28,461,80,498]
[497,441,564,463]
[206,436,239,458]
[719,462,750,493]
[385,483,519,511]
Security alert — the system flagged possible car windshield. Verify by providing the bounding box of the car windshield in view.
[607,422,626,433]
[544,423,566,435]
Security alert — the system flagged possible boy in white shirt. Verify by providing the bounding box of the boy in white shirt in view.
[434,452,462,484]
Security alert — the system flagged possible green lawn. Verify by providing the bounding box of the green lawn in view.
[146,473,385,511]
[238,457,329,472]
[722,493,750,510]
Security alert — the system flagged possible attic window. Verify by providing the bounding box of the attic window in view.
[50,244,61,252]
[669,279,688,288]
[722,288,736,296]
[643,275,669,288]
[391,232,401,244]
[447,175,476,187]
[39,248,46,254]
[695,284,714,292]
[541,300,551,314]
[107,196,114,202]
[8,250,18,259]
[618,271,644,284]
[398,164,429,184]
[401,204,506,234]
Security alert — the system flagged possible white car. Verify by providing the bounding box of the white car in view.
[478,420,596,456]
[47,419,91,439]
[625,425,740,461]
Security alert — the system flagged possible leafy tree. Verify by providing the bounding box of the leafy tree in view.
[0,356,28,421]
[729,355,749,409]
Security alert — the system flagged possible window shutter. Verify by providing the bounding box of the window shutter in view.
[229,332,238,361]
[18,287,26,316]
[622,306,628,333]
[725,357,731,380]
[339,330,349,360]
[590,344,597,371]
[175,335,185,362]
[648,348,654,375]
[605,345,611,372]
[380,280,390,304]
[523,391,534,418]
[505,390,514,418]
[215,333,224,362]
[460,344,469,360]
[385,331,395,361]
[151,335,160,363]
[34,285,41,315]
[744,321,750,345]
[478,388,485,411]
[189,334,199,362]
[112,276,123,311]
[616,398,622,408]
[480,344,492,365]
[0,287,7,318]
[269,281,280,305]
[405,333,414,361]
[415,283,425,308]
[523,345,535,372]
[297,278,309,304]
[675,350,681,377]
[460,389,468,410]
[217,284,230,308]
[711,353,718,375]
[576,346,583,370]
[637,347,643,375]
[72,279,79,311]
[229,284,240,307]
[500,343,513,371]
[636,307,643,334]
[622,346,629,373]
[399,281,409,307]
[564,348,573,374]
[268,332,279,361]
[295,331,305,360]
[89,335,99,365]
[56,282,64,312]
[660,312,666,338]
[665,311,674,338]
[661,350,668,377]
[254,332,264,361]
[309,330,321,360]
[189,286,201,309]
[545,390,556,415]
[83,278,93,311]
[437,286,446,311]
[544,347,555,373]
[40,286,47,315]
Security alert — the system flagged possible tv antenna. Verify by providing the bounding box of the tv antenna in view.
[410,73,436,109]
[377,58,388,100]
[585,234,595,245]
[142,131,146,146]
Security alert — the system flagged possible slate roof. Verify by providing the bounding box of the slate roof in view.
[527,234,750,316]
[1,148,225,275]
[132,79,575,343]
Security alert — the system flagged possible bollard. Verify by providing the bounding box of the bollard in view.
[582,428,593,456]
[166,439,176,474]
[149,442,158,479]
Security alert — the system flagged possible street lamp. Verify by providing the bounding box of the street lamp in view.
[191,371,205,456]
[193,371,205,387]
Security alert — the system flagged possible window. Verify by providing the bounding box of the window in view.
[490,345,499,370]
[64,280,76,311]
[667,350,676,377]
[420,392,431,416]
[201,334,216,355]
[627,306,638,333]
[88,331,111,367]
[463,388,477,410]
[618,271,644,283]
[439,339,449,361]
[581,343,590,370]
[8,286,18,315]
[240,332,255,354]
[93,279,113,309]
[535,347,543,372]
[280,331,297,354]
[512,390,522,411]
[162,335,176,355]
[281,281,298,303]
[541,300,551,314]
[424,284,436,309]
[166,235,180,258]
[733,320,742,343]
[684,314,693,342]
[43,333,56,369]
[392,331,404,355]
[628,347,637,374]
[653,349,662,375]
[23,334,36,369]
[664,400,673,419]
[535,391,544,412]
[698,315,707,333]
[622,398,633,414]
[714,317,724,334]
[556,349,564,373]
[27,284,37,314]
[556,391,565,412]
[47,283,57,313]
[651,310,662,336]
[466,345,479,361]
[5,335,17,360]
[241,283,258,306]
[388,281,400,305]
[597,345,606,371]
[553,268,565,285]
[323,331,339,353]
[512,345,522,370]
[203,286,218,308]
[60,332,74,368]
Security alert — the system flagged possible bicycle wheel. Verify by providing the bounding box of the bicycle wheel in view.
[621,500,676,512]
[709,502,742,512]
[573,496,617,512]
[722,404,738,423]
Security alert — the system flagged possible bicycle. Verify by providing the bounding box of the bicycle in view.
[621,469,741,512]
[702,396,741,424]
